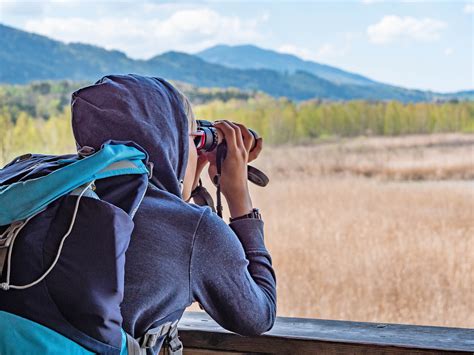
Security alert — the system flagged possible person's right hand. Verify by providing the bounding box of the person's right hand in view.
[205,120,263,217]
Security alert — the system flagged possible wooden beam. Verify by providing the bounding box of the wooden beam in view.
[178,312,474,354]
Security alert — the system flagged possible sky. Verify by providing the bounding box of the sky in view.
[0,0,472,93]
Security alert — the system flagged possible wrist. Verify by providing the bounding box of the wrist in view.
[226,189,253,218]
[229,208,261,223]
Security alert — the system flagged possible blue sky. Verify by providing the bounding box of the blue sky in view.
[0,0,472,92]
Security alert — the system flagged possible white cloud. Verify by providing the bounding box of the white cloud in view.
[22,8,266,59]
[367,15,447,44]
[464,3,474,14]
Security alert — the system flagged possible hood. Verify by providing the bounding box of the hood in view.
[71,74,189,198]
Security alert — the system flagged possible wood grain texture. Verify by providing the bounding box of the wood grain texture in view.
[177,312,474,354]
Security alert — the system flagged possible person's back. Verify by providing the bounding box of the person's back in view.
[71,73,277,354]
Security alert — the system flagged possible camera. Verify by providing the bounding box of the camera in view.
[193,119,268,188]
[194,120,259,152]
[190,119,269,218]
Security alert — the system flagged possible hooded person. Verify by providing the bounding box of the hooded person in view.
[71,74,276,353]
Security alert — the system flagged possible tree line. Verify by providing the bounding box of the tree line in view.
[0,82,473,166]
[194,95,473,144]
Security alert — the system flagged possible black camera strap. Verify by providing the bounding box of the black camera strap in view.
[190,179,215,213]
[215,142,227,218]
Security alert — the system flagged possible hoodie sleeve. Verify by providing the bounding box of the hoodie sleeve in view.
[190,207,277,336]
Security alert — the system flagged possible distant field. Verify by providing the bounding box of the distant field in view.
[189,133,474,328]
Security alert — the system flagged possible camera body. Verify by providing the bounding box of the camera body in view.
[194,120,258,152]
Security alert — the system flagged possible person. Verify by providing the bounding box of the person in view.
[71,74,277,353]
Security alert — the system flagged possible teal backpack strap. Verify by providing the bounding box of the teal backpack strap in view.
[0,143,150,282]
[0,143,148,226]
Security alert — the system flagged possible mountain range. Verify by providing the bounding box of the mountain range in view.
[198,44,376,86]
[0,23,471,102]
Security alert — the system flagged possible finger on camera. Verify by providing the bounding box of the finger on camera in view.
[214,120,238,151]
[233,122,254,152]
[224,120,245,151]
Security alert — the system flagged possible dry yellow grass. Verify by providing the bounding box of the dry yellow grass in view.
[253,177,473,328]
[188,134,474,328]
[257,133,474,181]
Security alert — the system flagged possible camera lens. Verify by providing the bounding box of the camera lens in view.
[195,120,258,152]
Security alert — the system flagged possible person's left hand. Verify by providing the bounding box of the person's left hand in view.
[190,121,264,192]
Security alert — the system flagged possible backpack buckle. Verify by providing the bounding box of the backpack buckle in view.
[140,321,171,348]
[142,332,159,348]
[167,321,183,355]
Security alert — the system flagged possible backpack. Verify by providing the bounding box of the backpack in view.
[0,141,183,355]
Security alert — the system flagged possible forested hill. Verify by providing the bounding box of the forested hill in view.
[0,23,472,102]
[198,44,376,86]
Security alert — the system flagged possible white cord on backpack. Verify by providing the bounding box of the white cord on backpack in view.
[0,217,35,290]
[0,181,94,291]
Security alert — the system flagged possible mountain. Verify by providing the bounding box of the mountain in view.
[198,44,376,86]
[0,24,146,83]
[198,44,474,102]
[0,23,471,102]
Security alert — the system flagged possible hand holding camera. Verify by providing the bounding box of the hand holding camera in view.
[211,120,259,217]
[191,119,267,218]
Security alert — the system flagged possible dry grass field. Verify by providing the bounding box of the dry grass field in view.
[188,133,474,328]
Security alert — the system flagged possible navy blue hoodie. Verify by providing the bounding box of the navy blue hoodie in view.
[71,74,277,345]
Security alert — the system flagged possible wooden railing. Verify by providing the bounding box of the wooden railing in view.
[177,312,474,354]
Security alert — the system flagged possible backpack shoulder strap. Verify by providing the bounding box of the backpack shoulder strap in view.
[0,143,149,226]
